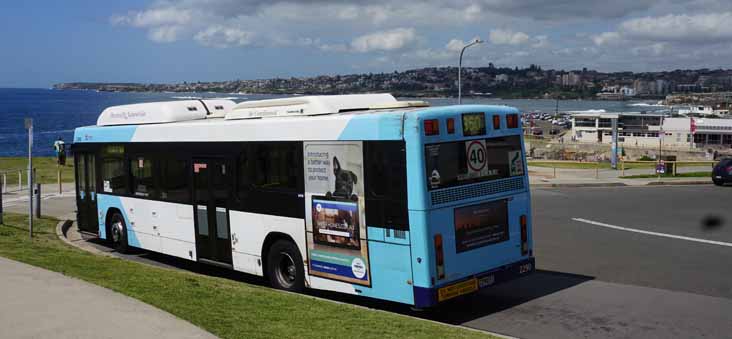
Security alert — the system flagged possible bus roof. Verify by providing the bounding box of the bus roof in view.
[74,97,519,144]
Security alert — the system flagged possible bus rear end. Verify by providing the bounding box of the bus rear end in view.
[405,105,534,308]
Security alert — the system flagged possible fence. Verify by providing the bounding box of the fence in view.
[0,168,34,194]
[528,160,717,179]
[619,160,716,177]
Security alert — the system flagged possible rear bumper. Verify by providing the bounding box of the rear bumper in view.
[413,257,535,308]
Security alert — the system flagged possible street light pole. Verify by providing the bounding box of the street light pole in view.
[458,38,483,105]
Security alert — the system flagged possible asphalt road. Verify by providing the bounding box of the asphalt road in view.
[428,185,732,338]
[47,185,732,339]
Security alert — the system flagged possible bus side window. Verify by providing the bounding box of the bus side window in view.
[252,142,298,191]
[364,141,409,231]
[130,156,157,198]
[159,158,190,203]
[101,145,128,195]
[237,148,253,199]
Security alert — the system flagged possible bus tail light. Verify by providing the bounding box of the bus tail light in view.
[727,165,732,175]
[506,114,519,128]
[424,119,440,136]
[446,118,455,134]
[434,234,445,280]
[520,215,528,256]
[492,115,501,130]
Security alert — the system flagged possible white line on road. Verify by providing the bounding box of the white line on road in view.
[572,218,732,248]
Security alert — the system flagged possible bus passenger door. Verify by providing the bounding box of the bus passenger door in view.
[75,153,99,233]
[193,159,233,266]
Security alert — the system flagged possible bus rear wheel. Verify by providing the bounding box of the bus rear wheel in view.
[266,240,304,292]
[109,213,130,254]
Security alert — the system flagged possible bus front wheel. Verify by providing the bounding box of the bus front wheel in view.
[266,240,304,292]
[109,213,130,254]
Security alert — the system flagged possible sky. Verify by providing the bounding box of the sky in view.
[2,0,732,88]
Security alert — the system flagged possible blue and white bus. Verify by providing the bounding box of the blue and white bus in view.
[72,94,534,308]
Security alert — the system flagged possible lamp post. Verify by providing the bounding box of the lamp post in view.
[458,38,483,104]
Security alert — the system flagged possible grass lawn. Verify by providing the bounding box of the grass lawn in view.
[620,171,711,179]
[0,157,75,185]
[0,213,493,339]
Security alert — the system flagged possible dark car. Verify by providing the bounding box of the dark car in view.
[712,158,732,186]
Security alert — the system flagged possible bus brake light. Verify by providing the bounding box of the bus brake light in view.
[520,215,528,256]
[506,114,519,128]
[424,119,440,136]
[434,234,445,280]
[492,115,501,130]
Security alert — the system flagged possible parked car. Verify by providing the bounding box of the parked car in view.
[712,158,732,186]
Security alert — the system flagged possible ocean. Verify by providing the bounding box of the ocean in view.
[0,88,666,157]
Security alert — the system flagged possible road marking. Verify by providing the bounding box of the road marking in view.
[572,218,732,248]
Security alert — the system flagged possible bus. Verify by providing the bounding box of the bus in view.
[72,94,534,308]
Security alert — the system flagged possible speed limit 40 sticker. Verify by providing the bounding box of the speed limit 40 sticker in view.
[464,140,492,179]
[466,140,487,171]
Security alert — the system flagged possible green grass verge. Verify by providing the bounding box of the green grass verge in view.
[0,213,493,339]
[620,171,711,179]
[0,157,75,185]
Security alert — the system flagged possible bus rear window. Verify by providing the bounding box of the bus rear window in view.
[425,135,524,190]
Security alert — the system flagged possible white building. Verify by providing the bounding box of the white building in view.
[572,112,663,147]
[571,113,732,148]
[677,105,730,116]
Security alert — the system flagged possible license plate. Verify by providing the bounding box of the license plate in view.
[715,176,722,179]
[478,275,495,288]
[438,278,478,302]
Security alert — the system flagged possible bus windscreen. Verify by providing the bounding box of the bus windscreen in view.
[425,135,524,190]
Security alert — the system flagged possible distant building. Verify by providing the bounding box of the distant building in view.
[561,72,581,86]
[495,74,509,82]
[677,105,730,116]
[571,113,732,148]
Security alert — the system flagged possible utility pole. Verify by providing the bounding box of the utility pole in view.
[458,38,483,104]
[611,118,618,169]
[25,118,33,238]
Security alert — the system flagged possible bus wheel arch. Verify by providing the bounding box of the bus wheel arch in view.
[262,232,305,292]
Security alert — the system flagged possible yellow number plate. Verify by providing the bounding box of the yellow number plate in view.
[438,278,478,302]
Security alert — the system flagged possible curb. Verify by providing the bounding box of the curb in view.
[531,180,712,188]
[646,180,712,186]
[531,182,627,188]
[55,220,116,258]
[55,220,73,246]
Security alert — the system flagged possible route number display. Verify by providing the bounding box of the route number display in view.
[462,113,486,136]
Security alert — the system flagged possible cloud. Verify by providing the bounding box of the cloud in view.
[446,39,466,53]
[351,28,417,52]
[592,32,621,46]
[619,12,732,43]
[148,26,184,43]
[532,35,549,48]
[111,7,192,27]
[194,26,255,48]
[478,0,656,21]
[489,29,530,45]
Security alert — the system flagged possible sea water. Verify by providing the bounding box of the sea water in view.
[0,88,664,156]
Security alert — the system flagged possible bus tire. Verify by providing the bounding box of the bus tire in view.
[109,213,130,254]
[266,240,304,292]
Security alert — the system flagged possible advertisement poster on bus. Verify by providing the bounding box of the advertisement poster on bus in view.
[454,199,509,253]
[304,141,370,286]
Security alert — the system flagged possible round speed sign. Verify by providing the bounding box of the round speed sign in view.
[466,140,487,171]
